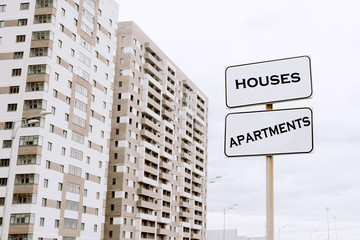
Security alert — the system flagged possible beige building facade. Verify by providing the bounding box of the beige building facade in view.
[105,21,209,240]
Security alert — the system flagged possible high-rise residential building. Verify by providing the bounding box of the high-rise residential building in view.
[0,0,118,240]
[105,21,209,240]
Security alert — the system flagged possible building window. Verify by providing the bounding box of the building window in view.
[0,178,7,186]
[8,235,33,240]
[40,217,45,226]
[80,22,93,37]
[63,218,77,229]
[20,3,30,10]
[65,200,79,211]
[0,5,6,12]
[9,86,20,94]
[7,104,17,112]
[12,193,37,204]
[19,135,43,146]
[13,52,24,59]
[12,69,22,76]
[54,219,59,228]
[2,140,12,148]
[10,213,35,225]
[47,142,52,151]
[26,82,47,92]
[28,64,50,74]
[32,30,54,40]
[14,174,39,185]
[43,179,48,188]
[34,14,55,24]
[16,35,26,42]
[61,147,65,155]
[17,155,41,165]
[68,165,81,177]
[30,47,52,57]
[23,99,47,110]
[18,19,28,26]
[0,158,10,167]
[72,115,86,128]
[35,0,57,8]
[67,183,80,194]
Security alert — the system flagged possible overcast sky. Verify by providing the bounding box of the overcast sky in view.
[116,1,360,239]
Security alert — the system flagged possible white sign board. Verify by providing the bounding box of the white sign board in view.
[225,56,313,108]
[224,108,313,157]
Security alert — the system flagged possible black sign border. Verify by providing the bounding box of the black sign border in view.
[224,107,314,157]
[225,55,313,108]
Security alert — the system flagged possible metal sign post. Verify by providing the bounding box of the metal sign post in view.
[266,104,274,240]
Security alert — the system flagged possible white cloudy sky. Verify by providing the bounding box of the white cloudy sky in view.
[116,0,360,239]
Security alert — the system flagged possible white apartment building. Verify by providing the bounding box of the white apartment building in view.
[0,0,118,239]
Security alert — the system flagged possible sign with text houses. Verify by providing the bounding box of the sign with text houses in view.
[225,56,313,108]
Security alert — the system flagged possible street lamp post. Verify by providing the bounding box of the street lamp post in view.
[223,204,237,240]
[201,176,221,240]
[0,111,51,240]
[310,229,318,240]
[278,225,287,240]
[325,207,330,240]
[334,216,337,240]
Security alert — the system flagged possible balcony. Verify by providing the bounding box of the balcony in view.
[147,85,162,102]
[181,142,192,152]
[162,98,174,111]
[181,152,193,162]
[179,200,191,208]
[141,225,156,233]
[194,121,205,133]
[179,210,192,219]
[159,172,172,182]
[147,96,161,112]
[137,188,160,199]
[162,195,171,203]
[141,118,161,133]
[191,233,202,239]
[160,161,172,171]
[144,52,163,72]
[184,171,192,180]
[192,176,202,185]
[141,129,161,144]
[196,151,205,160]
[192,185,202,194]
[144,153,159,165]
[145,73,162,91]
[162,109,174,121]
[194,205,202,212]
[137,200,159,211]
[144,165,158,176]
[157,228,171,235]
[193,131,204,142]
[144,63,163,83]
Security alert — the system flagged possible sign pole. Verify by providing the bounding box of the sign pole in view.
[266,103,274,240]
